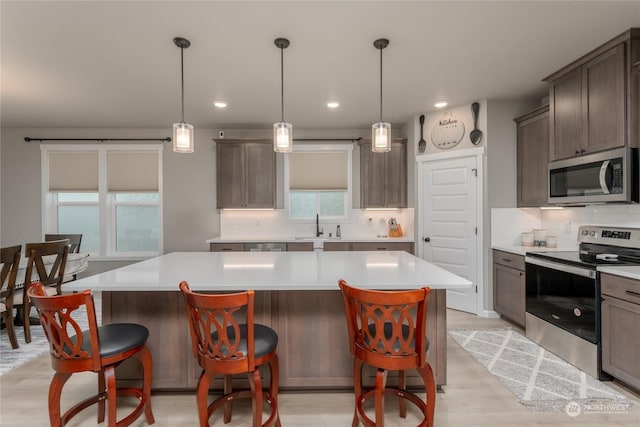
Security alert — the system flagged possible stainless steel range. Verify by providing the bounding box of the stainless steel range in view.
[525,225,640,380]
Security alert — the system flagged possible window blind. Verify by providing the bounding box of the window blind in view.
[107,152,159,191]
[289,152,347,190]
[49,152,99,191]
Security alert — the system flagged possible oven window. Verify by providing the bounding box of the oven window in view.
[525,263,598,343]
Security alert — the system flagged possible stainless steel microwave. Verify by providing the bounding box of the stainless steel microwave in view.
[548,147,639,205]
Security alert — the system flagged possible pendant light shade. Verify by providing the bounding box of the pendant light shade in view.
[172,37,194,153]
[274,38,293,153]
[372,38,391,153]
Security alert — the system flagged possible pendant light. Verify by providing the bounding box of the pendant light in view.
[172,37,194,153]
[372,38,391,153]
[273,37,293,153]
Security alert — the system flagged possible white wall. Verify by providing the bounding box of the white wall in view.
[0,127,219,253]
[0,126,409,254]
[413,98,540,316]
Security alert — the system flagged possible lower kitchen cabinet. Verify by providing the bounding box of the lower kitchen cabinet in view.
[323,242,351,251]
[351,242,414,254]
[209,243,245,252]
[492,250,525,327]
[601,273,640,391]
[286,242,313,252]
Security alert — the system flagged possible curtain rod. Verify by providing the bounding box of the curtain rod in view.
[24,137,171,143]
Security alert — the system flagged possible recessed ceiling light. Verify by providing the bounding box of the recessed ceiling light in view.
[434,101,448,108]
[214,101,227,108]
[327,102,340,109]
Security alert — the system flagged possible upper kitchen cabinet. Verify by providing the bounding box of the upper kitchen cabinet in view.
[515,105,549,207]
[359,139,407,208]
[545,29,640,161]
[216,140,276,209]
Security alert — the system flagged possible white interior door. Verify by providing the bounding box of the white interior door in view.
[422,156,478,314]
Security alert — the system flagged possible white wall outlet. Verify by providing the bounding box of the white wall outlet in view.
[564,221,572,233]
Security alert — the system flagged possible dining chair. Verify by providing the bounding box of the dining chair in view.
[179,281,281,427]
[13,239,69,343]
[339,279,435,427]
[45,234,83,281]
[1,245,22,349]
[28,282,155,427]
[45,234,82,253]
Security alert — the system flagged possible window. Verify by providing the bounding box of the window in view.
[42,145,163,258]
[285,145,352,220]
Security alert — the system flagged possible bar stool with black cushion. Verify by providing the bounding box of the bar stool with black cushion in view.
[13,239,69,343]
[1,245,21,349]
[179,281,281,427]
[28,282,154,427]
[339,279,436,427]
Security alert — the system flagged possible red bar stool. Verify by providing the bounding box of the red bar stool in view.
[28,282,155,427]
[179,281,280,427]
[339,279,436,427]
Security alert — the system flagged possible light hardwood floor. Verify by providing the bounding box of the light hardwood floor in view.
[1,309,638,426]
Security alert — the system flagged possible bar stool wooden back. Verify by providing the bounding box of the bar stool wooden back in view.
[1,245,21,349]
[179,281,280,427]
[27,282,154,427]
[339,279,435,427]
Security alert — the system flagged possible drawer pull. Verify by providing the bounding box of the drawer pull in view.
[625,290,640,298]
[221,248,232,251]
[502,258,511,262]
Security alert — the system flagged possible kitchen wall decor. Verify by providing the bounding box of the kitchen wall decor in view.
[431,111,465,149]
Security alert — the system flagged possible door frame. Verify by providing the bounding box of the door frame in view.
[416,147,485,316]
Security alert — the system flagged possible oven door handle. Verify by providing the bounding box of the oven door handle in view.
[525,256,597,279]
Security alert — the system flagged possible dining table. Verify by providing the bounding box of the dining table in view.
[65,250,471,391]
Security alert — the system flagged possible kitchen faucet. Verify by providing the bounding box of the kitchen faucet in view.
[316,214,323,237]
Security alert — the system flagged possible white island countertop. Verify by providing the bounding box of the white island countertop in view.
[65,251,471,292]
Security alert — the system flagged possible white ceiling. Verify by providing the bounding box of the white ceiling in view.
[1,1,639,131]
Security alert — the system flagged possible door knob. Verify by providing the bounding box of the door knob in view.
[424,237,431,242]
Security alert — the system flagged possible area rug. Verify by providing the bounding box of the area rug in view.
[0,292,101,376]
[449,328,636,412]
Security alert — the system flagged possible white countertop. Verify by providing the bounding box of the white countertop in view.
[598,266,640,281]
[207,236,415,243]
[64,251,471,292]
[491,245,575,257]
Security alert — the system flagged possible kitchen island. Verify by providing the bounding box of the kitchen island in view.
[66,251,471,390]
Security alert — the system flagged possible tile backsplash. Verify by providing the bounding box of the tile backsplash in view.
[220,209,414,239]
[492,205,640,249]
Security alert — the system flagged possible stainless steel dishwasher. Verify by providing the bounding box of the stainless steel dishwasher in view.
[244,243,286,252]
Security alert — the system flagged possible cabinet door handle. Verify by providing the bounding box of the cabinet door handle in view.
[519,272,523,277]
[575,150,580,155]
[625,290,640,298]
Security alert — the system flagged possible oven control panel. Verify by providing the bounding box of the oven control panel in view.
[578,225,640,248]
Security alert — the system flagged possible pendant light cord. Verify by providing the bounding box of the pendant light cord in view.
[379,46,383,123]
[180,46,185,123]
[280,46,284,123]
